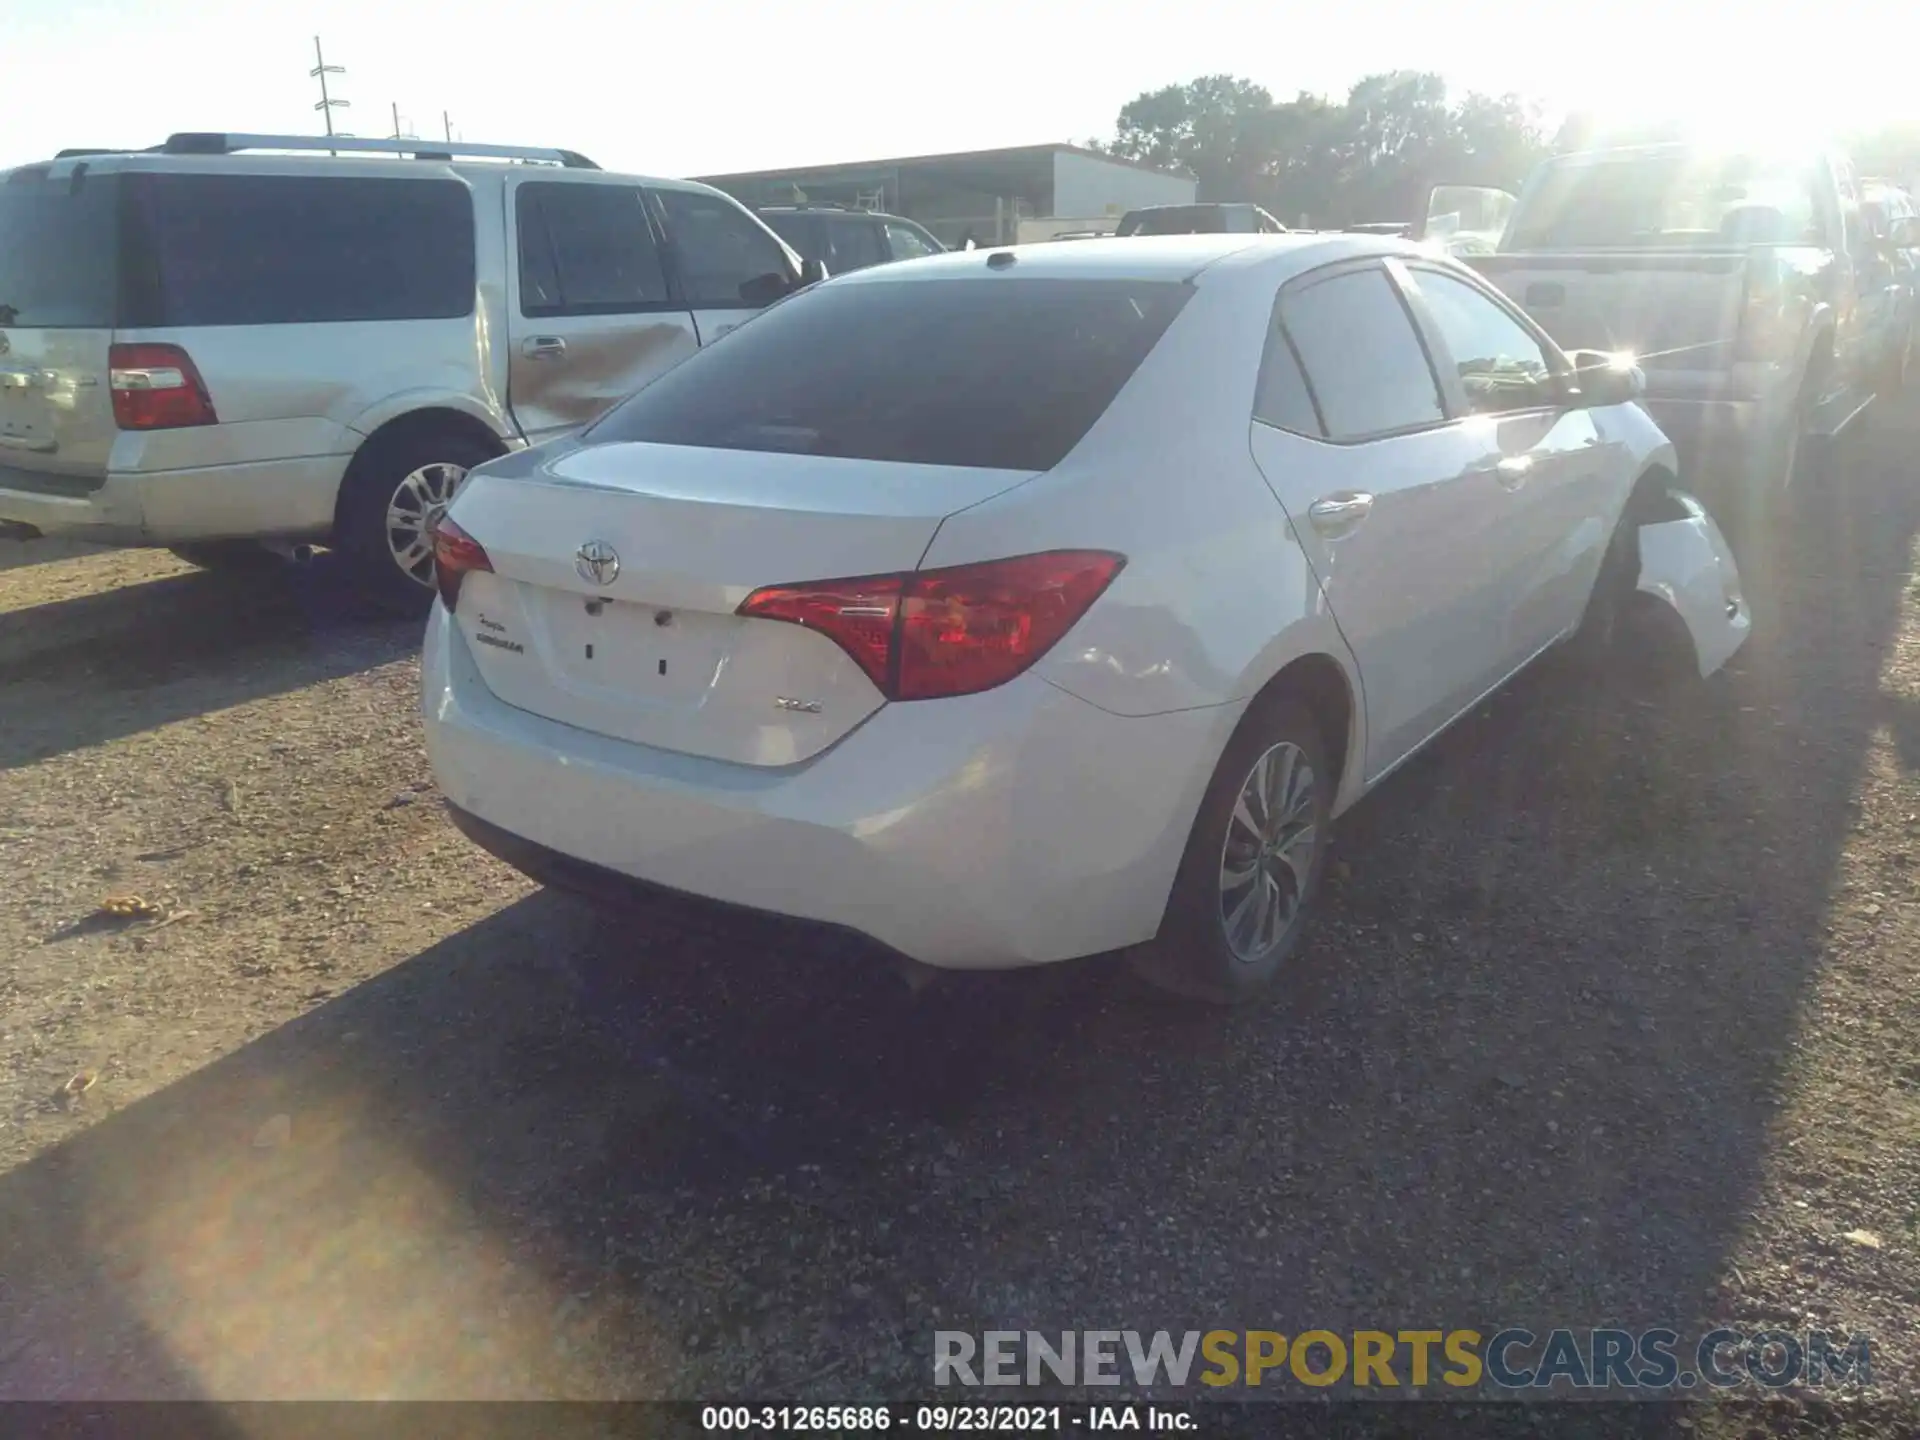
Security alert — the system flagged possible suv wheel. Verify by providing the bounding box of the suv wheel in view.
[337,430,498,614]
[1129,698,1333,1005]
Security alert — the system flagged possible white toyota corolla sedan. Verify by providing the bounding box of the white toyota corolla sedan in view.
[421,233,1749,1003]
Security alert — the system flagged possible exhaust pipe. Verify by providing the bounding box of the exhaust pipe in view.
[262,540,317,564]
[0,521,44,542]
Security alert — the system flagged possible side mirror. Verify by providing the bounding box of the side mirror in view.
[798,256,830,288]
[1891,216,1920,249]
[1565,349,1646,407]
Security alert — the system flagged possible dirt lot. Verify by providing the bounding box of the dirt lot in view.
[2,409,1919,1427]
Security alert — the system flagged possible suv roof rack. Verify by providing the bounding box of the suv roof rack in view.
[54,148,129,159]
[156,133,601,169]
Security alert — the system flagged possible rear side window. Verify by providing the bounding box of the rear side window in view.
[655,188,793,307]
[1280,267,1445,440]
[124,174,474,326]
[761,212,819,263]
[517,182,670,316]
[1252,329,1322,436]
[586,276,1190,471]
[825,219,886,273]
[0,171,121,328]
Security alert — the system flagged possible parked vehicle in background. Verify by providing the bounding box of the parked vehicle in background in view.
[757,204,946,275]
[0,133,822,609]
[1116,203,1288,236]
[1430,144,1878,544]
[1859,181,1920,391]
[1346,221,1413,238]
[422,233,1748,1006]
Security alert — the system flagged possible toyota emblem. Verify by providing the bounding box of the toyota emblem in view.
[575,539,620,586]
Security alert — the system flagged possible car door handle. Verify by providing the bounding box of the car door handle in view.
[1475,455,1533,490]
[1306,492,1374,539]
[521,336,568,360]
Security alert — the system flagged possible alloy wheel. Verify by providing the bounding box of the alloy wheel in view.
[1218,740,1319,963]
[387,462,469,586]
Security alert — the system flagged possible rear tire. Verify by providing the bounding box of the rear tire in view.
[167,540,285,574]
[1128,698,1334,1006]
[335,429,499,615]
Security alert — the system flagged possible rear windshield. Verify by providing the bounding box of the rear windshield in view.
[1507,152,1823,250]
[121,173,476,326]
[1118,207,1227,236]
[0,170,121,328]
[584,276,1191,471]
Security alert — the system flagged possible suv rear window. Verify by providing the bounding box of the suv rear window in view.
[0,171,121,328]
[586,276,1190,471]
[122,173,476,326]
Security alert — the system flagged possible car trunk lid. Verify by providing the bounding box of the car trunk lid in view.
[445,440,1040,766]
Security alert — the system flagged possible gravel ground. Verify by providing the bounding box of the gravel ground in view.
[2,407,1919,1432]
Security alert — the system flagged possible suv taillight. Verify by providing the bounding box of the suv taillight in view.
[108,344,217,430]
[431,515,493,611]
[737,550,1125,701]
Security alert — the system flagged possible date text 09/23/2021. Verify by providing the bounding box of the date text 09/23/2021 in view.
[701,1406,1184,1432]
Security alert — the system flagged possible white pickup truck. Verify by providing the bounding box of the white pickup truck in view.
[1427,144,1882,543]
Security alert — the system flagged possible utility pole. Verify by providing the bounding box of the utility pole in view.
[310,37,349,153]
[392,101,402,139]
[443,111,453,143]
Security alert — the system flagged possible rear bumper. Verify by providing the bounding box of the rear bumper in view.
[0,456,344,544]
[420,602,1232,970]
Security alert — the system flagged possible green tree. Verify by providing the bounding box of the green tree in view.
[1098,71,1549,226]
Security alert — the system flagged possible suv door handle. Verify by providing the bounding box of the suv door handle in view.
[1307,492,1374,539]
[521,336,568,360]
[1475,455,1533,489]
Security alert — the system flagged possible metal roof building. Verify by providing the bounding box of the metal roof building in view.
[694,143,1196,247]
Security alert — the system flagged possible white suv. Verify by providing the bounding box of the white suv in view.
[0,132,821,608]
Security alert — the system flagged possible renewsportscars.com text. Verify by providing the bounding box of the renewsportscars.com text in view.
[933,1329,1873,1391]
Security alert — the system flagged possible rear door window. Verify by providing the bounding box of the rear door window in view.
[653,187,794,308]
[1279,267,1446,439]
[123,173,474,326]
[586,276,1190,470]
[825,218,886,272]
[760,212,819,264]
[0,170,121,328]
[517,182,672,316]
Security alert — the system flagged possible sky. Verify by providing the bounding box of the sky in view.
[5,0,1911,177]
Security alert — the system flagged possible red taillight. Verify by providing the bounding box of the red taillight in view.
[737,550,1125,702]
[108,343,217,430]
[431,514,493,611]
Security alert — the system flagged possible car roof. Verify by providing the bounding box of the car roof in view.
[1,146,726,199]
[825,232,1415,286]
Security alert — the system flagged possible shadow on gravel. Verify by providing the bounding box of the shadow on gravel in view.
[1,408,1916,1410]
[0,555,419,772]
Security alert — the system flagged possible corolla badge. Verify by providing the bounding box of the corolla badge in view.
[575,539,620,586]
